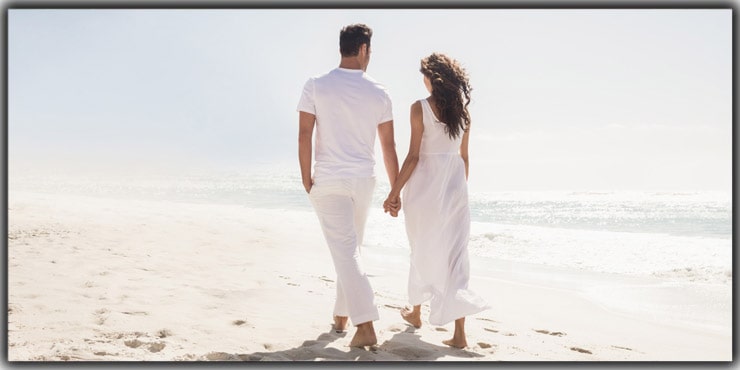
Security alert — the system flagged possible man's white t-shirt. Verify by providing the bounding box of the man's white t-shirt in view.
[297,67,393,181]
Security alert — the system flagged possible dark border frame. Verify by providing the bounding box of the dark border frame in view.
[2,1,736,368]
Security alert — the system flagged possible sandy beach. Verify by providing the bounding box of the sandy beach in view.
[7,190,732,362]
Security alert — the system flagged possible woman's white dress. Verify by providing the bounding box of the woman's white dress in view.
[402,98,489,326]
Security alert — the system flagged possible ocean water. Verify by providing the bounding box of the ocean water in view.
[10,167,732,285]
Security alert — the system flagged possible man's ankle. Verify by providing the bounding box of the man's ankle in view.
[356,321,374,330]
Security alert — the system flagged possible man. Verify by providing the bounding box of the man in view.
[297,24,399,348]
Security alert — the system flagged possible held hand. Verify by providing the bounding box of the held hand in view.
[383,194,401,217]
[383,201,399,217]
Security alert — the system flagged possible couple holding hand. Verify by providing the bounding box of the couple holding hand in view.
[297,23,488,349]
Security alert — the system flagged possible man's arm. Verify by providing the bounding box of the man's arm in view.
[377,120,399,186]
[298,111,316,193]
[383,102,423,216]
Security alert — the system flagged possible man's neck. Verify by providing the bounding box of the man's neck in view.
[339,57,364,71]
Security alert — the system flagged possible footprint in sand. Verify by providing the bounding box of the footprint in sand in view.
[94,308,110,325]
[85,338,109,345]
[103,333,123,340]
[483,327,498,333]
[476,317,499,323]
[534,329,566,337]
[175,353,199,361]
[124,339,143,348]
[477,342,495,349]
[434,327,448,332]
[123,336,166,353]
[287,282,299,286]
[122,311,149,316]
[232,320,247,326]
[157,329,173,338]
[611,345,634,352]
[219,352,259,361]
[383,304,404,310]
[148,342,166,353]
[205,352,242,361]
[103,331,144,340]
[570,347,592,354]
[318,276,335,283]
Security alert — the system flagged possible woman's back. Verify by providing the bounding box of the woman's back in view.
[419,98,463,155]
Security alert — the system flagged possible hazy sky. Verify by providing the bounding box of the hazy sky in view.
[9,9,732,192]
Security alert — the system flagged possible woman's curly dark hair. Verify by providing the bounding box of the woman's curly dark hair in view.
[420,53,472,140]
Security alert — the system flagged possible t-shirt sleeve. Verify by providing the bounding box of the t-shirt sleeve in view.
[296,78,316,115]
[378,91,393,124]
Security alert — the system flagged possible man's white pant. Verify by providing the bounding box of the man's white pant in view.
[309,177,379,325]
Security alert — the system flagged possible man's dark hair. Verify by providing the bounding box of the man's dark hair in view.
[339,24,372,57]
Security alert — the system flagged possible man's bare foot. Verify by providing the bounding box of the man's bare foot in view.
[442,337,467,349]
[400,306,422,328]
[333,316,348,332]
[349,322,377,347]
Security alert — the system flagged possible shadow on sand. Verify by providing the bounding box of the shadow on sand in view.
[204,325,484,361]
[376,325,485,361]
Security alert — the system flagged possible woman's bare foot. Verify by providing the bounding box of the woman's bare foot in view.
[349,322,377,347]
[400,305,422,328]
[442,337,467,349]
[442,317,467,348]
[333,316,348,332]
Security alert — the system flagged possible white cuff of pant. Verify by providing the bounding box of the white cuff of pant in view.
[351,310,380,326]
[333,310,350,317]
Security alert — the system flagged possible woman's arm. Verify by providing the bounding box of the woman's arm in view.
[384,101,424,216]
[460,127,470,181]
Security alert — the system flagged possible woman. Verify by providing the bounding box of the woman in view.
[383,53,489,349]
